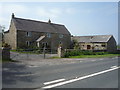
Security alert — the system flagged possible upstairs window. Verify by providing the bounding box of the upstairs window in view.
[26,32,32,37]
[59,34,63,38]
[47,33,51,38]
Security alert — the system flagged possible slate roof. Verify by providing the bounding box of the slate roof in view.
[12,17,71,35]
[72,35,113,43]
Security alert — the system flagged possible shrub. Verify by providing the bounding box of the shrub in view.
[63,50,80,58]
[2,43,10,47]
[63,50,107,58]
[16,48,25,52]
[95,52,107,55]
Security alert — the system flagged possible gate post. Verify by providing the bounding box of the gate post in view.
[58,46,63,58]
[2,46,10,60]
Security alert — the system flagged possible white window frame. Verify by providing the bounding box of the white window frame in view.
[26,41,30,46]
[59,34,63,38]
[26,32,32,37]
[47,33,51,38]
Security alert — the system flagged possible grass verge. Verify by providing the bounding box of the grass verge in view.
[68,54,120,58]
[11,49,44,54]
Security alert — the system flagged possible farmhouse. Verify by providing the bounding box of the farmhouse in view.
[72,35,117,52]
[4,13,71,51]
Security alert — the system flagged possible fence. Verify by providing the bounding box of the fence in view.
[10,48,58,61]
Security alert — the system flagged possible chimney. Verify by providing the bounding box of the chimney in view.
[12,13,15,18]
[48,19,51,23]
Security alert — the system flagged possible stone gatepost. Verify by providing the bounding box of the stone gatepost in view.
[58,46,63,58]
[2,47,10,60]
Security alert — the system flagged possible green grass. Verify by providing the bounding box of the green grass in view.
[11,49,42,54]
[68,54,120,58]
[50,54,120,59]
[49,56,61,59]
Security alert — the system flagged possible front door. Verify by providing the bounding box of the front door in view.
[87,45,91,49]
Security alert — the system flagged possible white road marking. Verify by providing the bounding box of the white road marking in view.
[15,73,35,77]
[110,66,118,69]
[3,68,9,71]
[44,79,65,85]
[28,65,38,67]
[91,60,96,62]
[99,59,103,60]
[42,66,119,89]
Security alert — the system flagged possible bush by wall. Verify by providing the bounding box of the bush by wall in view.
[63,49,107,58]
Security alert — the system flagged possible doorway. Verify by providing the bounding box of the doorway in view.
[87,45,91,49]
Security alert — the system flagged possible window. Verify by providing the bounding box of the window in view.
[47,33,51,38]
[59,41,62,44]
[95,45,99,47]
[59,34,63,38]
[42,42,48,47]
[26,41,30,46]
[26,32,32,37]
[102,45,106,47]
[87,45,91,49]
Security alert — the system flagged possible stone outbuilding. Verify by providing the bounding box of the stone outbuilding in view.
[72,35,117,52]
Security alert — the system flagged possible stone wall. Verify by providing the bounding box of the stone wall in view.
[107,36,117,52]
[17,30,71,51]
[1,47,10,60]
[4,20,17,49]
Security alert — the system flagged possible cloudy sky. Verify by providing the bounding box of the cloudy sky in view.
[0,1,119,44]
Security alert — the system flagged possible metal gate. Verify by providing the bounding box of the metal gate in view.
[10,49,58,61]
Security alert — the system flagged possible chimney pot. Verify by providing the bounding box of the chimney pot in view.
[12,13,15,18]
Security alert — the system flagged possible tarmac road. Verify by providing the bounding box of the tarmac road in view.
[2,57,119,89]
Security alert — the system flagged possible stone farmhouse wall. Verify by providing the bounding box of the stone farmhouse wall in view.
[17,30,71,50]
[4,20,17,49]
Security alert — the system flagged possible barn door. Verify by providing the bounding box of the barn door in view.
[87,45,91,49]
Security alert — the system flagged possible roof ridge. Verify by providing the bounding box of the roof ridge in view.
[13,17,64,26]
[11,16,70,35]
[74,35,112,37]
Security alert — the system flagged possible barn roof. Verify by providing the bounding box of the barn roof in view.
[72,35,113,43]
[12,17,71,35]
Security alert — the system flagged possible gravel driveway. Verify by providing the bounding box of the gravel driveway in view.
[10,51,58,60]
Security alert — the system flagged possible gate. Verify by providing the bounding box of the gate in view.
[10,48,58,61]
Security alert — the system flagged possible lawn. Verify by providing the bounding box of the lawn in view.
[68,54,120,58]
[11,49,42,54]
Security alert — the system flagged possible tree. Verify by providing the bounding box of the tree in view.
[117,45,120,50]
[0,25,5,46]
[72,39,80,49]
